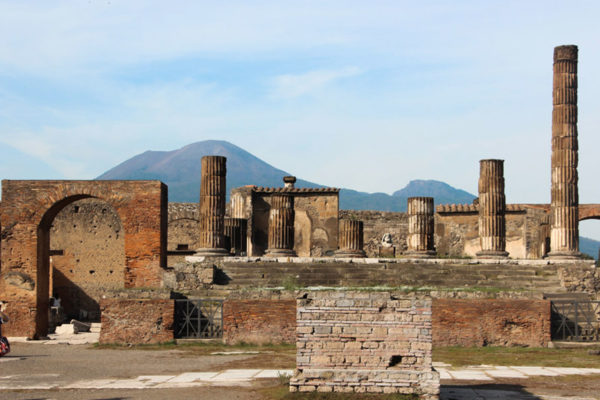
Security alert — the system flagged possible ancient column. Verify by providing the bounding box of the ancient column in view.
[195,155,229,256]
[548,45,581,258]
[405,197,436,257]
[265,194,296,257]
[334,219,366,258]
[476,159,508,258]
[224,217,247,256]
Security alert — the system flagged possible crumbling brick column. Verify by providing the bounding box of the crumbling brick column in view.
[265,194,296,257]
[476,159,508,258]
[549,45,581,258]
[406,197,435,257]
[224,217,247,256]
[334,219,366,258]
[196,156,228,256]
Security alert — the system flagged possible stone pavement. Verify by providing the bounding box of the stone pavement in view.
[1,362,600,392]
[0,369,293,390]
[433,362,600,381]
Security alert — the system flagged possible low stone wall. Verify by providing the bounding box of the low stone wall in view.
[432,299,551,347]
[222,299,296,344]
[290,291,439,398]
[99,299,174,344]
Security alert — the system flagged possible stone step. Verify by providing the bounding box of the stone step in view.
[90,323,102,333]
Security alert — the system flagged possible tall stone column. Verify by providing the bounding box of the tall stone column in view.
[265,194,296,257]
[195,156,229,256]
[549,45,581,258]
[334,219,366,258]
[405,197,435,258]
[476,159,508,258]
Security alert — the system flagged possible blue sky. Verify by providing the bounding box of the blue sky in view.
[1,1,600,237]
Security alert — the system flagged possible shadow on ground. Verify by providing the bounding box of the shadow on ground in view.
[442,384,542,400]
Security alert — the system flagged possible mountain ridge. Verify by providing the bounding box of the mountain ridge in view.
[96,139,599,258]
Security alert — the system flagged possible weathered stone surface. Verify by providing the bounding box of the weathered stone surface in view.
[163,262,214,292]
[433,299,551,347]
[477,160,508,258]
[49,198,125,321]
[266,194,296,257]
[549,45,580,258]
[222,299,296,344]
[231,185,339,257]
[290,291,439,398]
[335,219,366,258]
[339,210,407,257]
[196,156,228,256]
[406,197,435,257]
[2,271,35,291]
[99,299,174,344]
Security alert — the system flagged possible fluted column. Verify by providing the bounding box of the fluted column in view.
[476,159,508,258]
[195,156,229,256]
[224,217,247,256]
[334,219,366,258]
[548,45,580,258]
[265,194,296,257]
[405,197,435,258]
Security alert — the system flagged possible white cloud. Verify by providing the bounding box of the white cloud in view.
[270,67,362,99]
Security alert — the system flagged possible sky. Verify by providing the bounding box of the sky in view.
[1,1,599,237]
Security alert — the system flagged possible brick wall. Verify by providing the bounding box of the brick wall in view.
[0,180,167,338]
[432,299,551,347]
[290,291,439,399]
[99,299,174,344]
[222,299,296,344]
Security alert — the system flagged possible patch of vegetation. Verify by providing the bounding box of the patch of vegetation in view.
[260,384,418,400]
[93,340,295,354]
[282,275,301,290]
[434,345,600,368]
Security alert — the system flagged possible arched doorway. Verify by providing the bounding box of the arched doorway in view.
[37,195,125,332]
[48,198,125,323]
[1,180,166,338]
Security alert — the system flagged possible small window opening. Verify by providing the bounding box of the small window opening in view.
[177,244,189,251]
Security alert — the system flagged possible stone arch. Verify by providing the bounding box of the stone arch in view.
[0,180,167,338]
[48,198,126,322]
[579,204,600,221]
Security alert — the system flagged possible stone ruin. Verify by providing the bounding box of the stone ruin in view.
[0,44,598,399]
[291,291,439,398]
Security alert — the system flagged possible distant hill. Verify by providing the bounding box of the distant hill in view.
[97,140,477,209]
[97,140,599,257]
[580,237,600,260]
[97,140,321,202]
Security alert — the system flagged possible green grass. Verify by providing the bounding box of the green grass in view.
[260,386,418,400]
[93,340,295,354]
[434,345,600,368]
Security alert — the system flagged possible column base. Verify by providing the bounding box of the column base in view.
[546,251,582,260]
[476,250,509,259]
[404,250,436,258]
[265,248,297,257]
[334,249,366,258]
[194,248,230,257]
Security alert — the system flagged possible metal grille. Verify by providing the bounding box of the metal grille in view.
[551,300,600,342]
[174,299,223,339]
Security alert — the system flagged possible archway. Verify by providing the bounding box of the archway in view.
[1,180,166,338]
[48,198,125,323]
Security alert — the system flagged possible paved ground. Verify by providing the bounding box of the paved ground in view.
[2,342,600,399]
